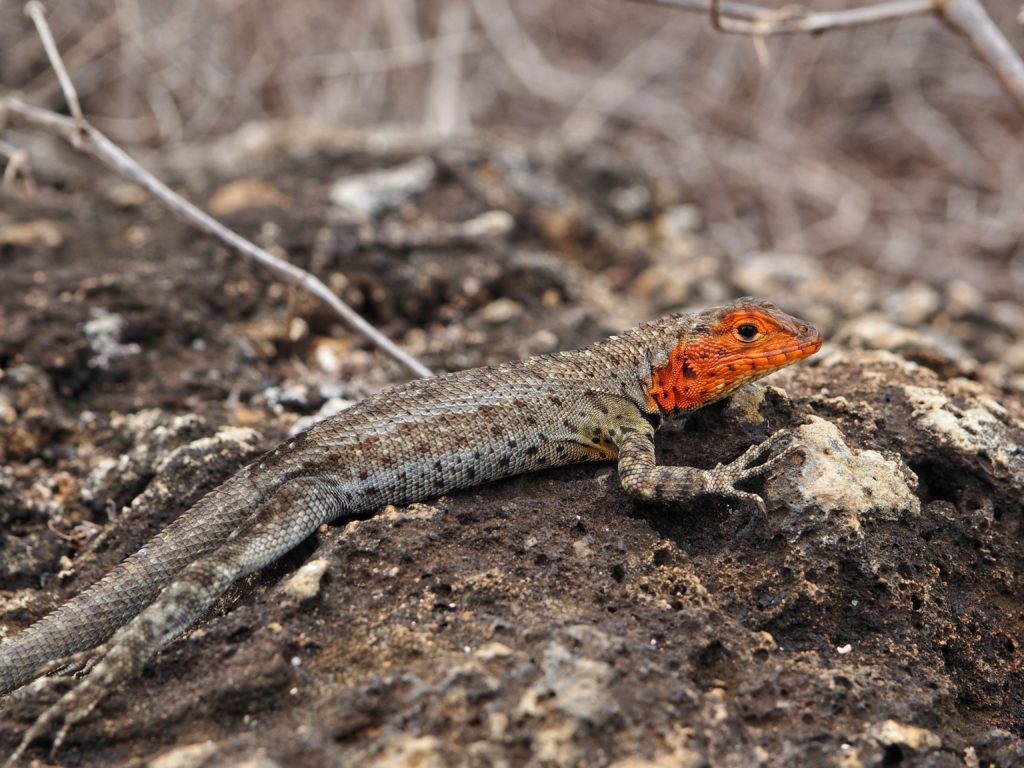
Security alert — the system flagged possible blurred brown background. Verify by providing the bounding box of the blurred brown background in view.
[2,0,1022,298]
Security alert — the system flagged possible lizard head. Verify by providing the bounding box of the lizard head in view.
[645,297,822,414]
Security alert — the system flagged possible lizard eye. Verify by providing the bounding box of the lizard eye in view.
[735,323,760,342]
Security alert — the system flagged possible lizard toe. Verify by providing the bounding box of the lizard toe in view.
[5,667,107,767]
[723,431,791,476]
[734,446,794,482]
[36,644,106,680]
[6,702,58,768]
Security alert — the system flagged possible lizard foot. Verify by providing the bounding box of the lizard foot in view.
[5,650,116,767]
[704,430,803,514]
[35,644,106,680]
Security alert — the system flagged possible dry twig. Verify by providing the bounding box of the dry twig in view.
[632,0,1024,113]
[423,0,473,136]
[701,0,935,33]
[24,2,84,130]
[2,2,432,380]
[936,0,1024,111]
[0,138,35,194]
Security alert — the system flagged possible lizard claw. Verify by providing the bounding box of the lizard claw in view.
[705,431,802,514]
[722,488,768,515]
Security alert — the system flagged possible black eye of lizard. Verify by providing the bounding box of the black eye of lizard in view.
[736,323,759,341]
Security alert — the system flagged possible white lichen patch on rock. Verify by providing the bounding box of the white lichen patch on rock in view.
[516,638,617,726]
[866,719,942,751]
[288,397,356,436]
[508,631,623,765]
[281,558,330,600]
[818,347,923,376]
[365,735,445,768]
[329,157,435,216]
[766,417,920,530]
[902,385,1023,485]
[81,417,263,527]
[84,308,142,369]
[146,740,218,768]
[80,411,208,507]
[607,727,703,768]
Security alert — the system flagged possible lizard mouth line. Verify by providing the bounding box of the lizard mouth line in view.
[722,335,822,369]
[775,328,824,362]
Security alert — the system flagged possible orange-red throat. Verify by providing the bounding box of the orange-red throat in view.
[645,300,822,414]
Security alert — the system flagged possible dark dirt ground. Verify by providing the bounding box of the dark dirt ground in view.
[0,129,1023,768]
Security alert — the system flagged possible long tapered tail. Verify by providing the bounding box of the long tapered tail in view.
[0,475,255,695]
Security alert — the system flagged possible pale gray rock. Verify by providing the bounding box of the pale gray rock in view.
[766,416,920,530]
[329,157,436,216]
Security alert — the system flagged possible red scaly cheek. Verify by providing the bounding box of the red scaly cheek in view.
[645,336,773,412]
[646,339,720,412]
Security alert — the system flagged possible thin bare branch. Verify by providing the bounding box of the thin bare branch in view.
[1,98,433,379]
[423,0,473,136]
[22,11,120,105]
[6,1,432,380]
[626,0,1024,113]
[937,0,1024,112]
[709,0,720,30]
[24,2,86,132]
[0,139,37,195]
[638,0,934,31]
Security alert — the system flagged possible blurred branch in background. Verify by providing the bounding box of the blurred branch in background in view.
[651,0,933,30]
[689,0,1024,112]
[630,0,1024,112]
[0,138,35,194]
[936,0,1024,111]
[0,0,1022,299]
[24,1,84,127]
[2,2,434,380]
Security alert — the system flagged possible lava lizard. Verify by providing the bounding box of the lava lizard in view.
[0,297,822,763]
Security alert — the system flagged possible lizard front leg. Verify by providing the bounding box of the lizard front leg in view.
[614,421,795,513]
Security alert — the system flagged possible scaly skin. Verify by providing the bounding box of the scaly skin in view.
[0,297,821,764]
